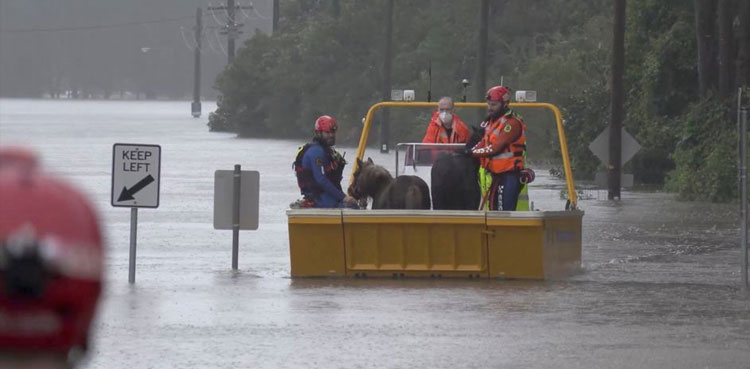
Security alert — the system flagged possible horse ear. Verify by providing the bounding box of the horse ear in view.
[367,157,374,164]
[356,157,363,166]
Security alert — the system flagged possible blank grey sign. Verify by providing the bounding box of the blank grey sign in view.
[213,170,260,230]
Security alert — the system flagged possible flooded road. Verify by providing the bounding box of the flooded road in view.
[1,99,748,368]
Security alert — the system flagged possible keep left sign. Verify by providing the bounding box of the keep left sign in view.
[112,143,161,208]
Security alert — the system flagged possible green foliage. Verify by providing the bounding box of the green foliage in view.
[209,1,385,140]
[208,0,745,202]
[518,14,612,176]
[624,5,696,185]
[665,95,737,202]
[209,0,615,152]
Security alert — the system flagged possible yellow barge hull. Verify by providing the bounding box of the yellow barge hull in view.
[288,209,582,279]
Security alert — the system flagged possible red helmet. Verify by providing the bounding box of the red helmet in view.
[0,148,104,356]
[486,86,512,102]
[314,115,338,133]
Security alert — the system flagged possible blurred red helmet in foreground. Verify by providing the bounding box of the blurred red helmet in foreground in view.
[0,146,37,171]
[0,147,104,357]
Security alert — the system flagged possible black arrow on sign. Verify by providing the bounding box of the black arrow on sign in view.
[118,174,155,202]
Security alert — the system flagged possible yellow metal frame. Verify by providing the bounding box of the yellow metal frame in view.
[351,101,578,209]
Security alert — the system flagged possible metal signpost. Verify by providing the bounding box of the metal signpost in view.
[741,106,749,292]
[214,165,259,269]
[111,143,161,284]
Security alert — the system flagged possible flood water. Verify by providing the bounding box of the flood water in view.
[1,99,748,368]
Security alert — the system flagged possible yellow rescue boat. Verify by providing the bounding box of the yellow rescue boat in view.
[288,101,582,279]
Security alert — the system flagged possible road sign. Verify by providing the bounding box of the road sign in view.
[588,127,641,166]
[111,143,161,208]
[595,171,634,188]
[213,169,259,230]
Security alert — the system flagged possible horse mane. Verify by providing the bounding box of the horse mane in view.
[356,162,393,198]
[349,158,430,209]
[430,125,484,210]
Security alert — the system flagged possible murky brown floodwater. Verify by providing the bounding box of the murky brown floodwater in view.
[1,99,748,368]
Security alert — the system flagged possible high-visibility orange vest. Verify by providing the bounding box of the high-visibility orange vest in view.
[422,112,470,144]
[479,115,526,174]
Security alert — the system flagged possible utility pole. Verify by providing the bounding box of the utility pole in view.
[717,0,732,100]
[475,0,489,122]
[273,0,279,33]
[192,7,202,118]
[208,0,251,65]
[740,105,748,292]
[227,0,236,63]
[608,0,626,200]
[379,0,393,154]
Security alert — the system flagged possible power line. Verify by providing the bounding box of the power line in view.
[0,15,195,34]
[179,26,197,52]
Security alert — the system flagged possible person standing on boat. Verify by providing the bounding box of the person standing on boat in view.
[422,96,471,144]
[470,86,527,211]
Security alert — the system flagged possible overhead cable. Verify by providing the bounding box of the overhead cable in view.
[1,15,195,33]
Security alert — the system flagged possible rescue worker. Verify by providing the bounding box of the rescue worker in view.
[471,86,527,211]
[293,115,358,208]
[0,148,104,369]
[422,96,471,144]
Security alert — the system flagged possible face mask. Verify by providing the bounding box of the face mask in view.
[439,111,452,124]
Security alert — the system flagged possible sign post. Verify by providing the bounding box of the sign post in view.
[232,165,241,269]
[589,127,641,188]
[741,107,748,292]
[111,143,161,283]
[214,167,259,269]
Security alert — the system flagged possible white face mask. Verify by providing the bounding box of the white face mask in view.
[439,111,453,125]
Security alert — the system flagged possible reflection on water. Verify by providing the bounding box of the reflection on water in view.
[1,99,748,369]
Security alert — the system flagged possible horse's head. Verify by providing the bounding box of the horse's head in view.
[347,157,373,199]
[347,157,392,200]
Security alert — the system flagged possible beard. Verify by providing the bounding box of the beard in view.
[314,134,335,147]
[485,111,502,122]
[485,105,507,122]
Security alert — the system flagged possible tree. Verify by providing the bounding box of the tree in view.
[379,0,393,153]
[738,0,750,88]
[694,0,718,96]
[608,0,625,200]
[474,0,489,123]
[205,0,748,202]
[717,0,733,99]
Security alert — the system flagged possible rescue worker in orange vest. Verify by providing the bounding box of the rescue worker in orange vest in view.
[422,97,471,144]
[0,147,105,369]
[470,86,527,211]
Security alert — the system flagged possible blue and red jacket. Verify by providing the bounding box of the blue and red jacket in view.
[293,142,346,208]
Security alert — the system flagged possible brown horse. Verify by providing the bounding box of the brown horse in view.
[348,157,431,209]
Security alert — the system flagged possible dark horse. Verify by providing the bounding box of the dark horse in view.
[430,125,484,210]
[348,157,431,209]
